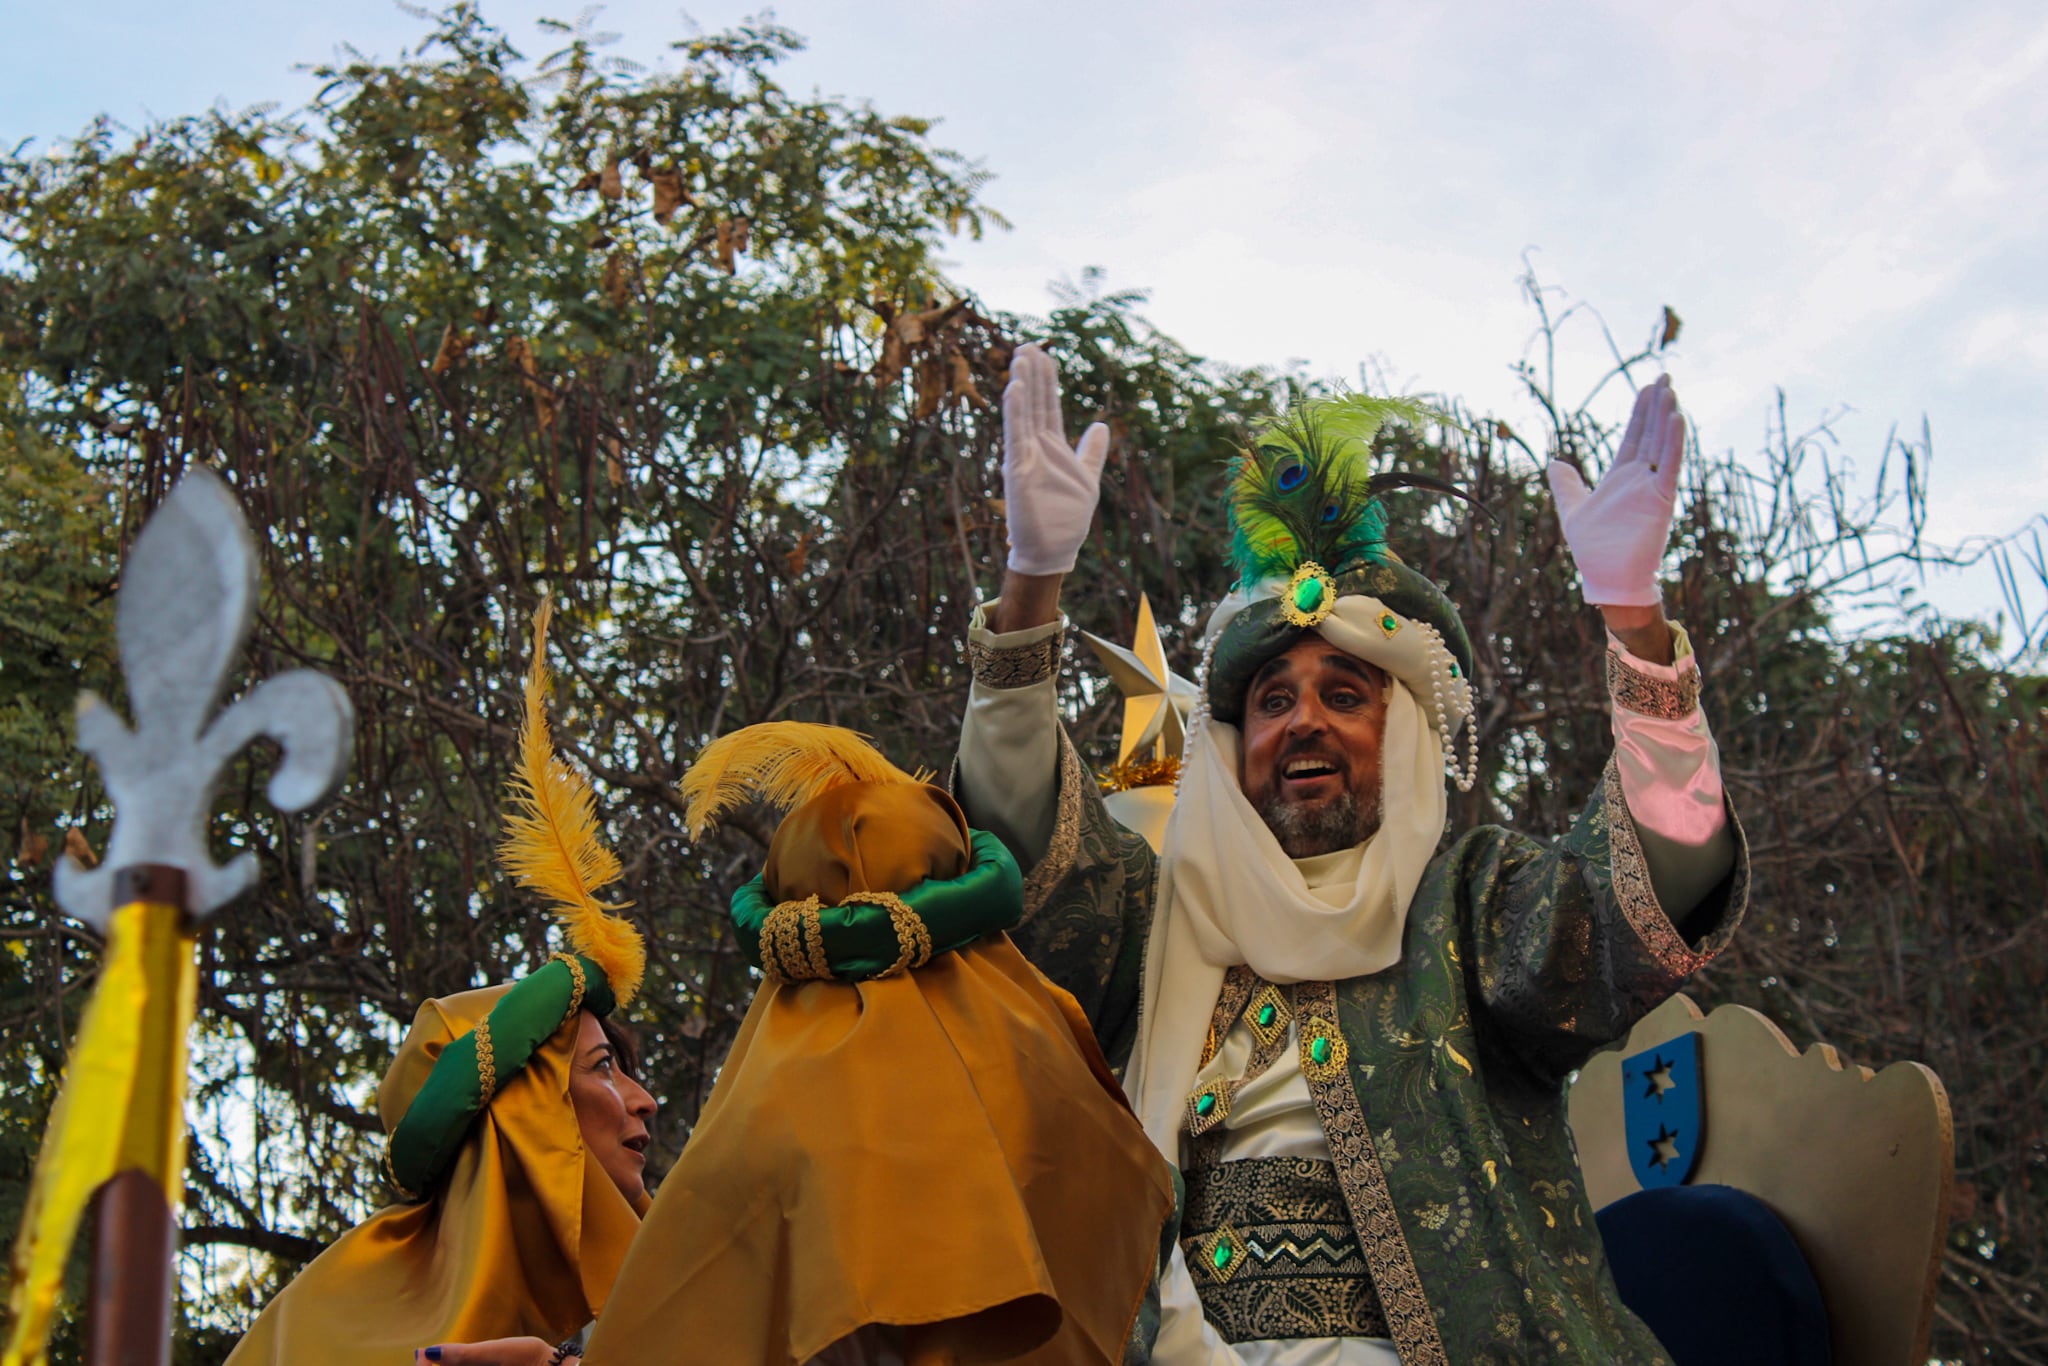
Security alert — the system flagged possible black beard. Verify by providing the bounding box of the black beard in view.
[1254,787,1384,859]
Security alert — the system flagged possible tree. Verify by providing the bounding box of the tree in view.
[0,8,2040,1360]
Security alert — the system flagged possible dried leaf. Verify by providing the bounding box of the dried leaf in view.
[651,166,689,225]
[602,251,633,308]
[630,148,653,176]
[605,436,626,487]
[506,337,559,434]
[63,827,97,869]
[784,528,815,576]
[1494,420,1515,442]
[947,350,985,408]
[730,215,750,255]
[16,820,48,869]
[572,170,603,194]
[429,323,473,377]
[913,353,945,420]
[506,336,540,382]
[715,219,739,274]
[871,328,908,382]
[1659,305,1683,349]
[598,157,624,201]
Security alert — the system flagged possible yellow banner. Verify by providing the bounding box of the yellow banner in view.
[2,900,198,1366]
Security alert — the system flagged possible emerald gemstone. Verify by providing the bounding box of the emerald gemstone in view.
[1310,1036,1332,1065]
[1381,613,1399,632]
[1450,662,1461,678]
[1294,577,1325,612]
[1196,1092,1217,1117]
[1212,1243,1234,1271]
[1257,1002,1277,1028]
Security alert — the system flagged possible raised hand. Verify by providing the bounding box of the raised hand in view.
[1000,343,1110,577]
[1547,374,1687,609]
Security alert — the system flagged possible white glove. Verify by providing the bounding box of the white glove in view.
[1547,374,1687,608]
[1000,343,1109,576]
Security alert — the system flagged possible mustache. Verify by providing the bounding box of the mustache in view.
[1277,741,1348,767]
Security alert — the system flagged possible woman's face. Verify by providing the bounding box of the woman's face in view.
[568,1010,657,1204]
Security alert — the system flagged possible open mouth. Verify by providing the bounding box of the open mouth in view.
[622,1135,650,1159]
[1283,757,1342,783]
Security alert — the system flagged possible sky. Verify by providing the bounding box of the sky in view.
[4,0,2044,648]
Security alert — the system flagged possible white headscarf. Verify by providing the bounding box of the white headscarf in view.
[1122,585,1472,1151]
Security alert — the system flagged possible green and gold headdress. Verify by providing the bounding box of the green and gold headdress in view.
[383,599,646,1199]
[1204,393,1483,789]
[681,723,1023,984]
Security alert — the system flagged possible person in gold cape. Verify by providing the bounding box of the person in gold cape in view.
[581,723,1179,1366]
[227,601,656,1366]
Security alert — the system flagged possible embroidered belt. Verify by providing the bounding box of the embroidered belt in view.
[1180,1155,1391,1343]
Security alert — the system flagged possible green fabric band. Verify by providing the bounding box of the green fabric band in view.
[1207,558,1475,725]
[729,829,1023,980]
[386,953,616,1200]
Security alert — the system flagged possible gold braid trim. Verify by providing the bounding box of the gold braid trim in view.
[1295,980,1448,1366]
[550,951,589,1023]
[1601,756,1713,974]
[1606,645,1701,719]
[473,1019,498,1107]
[1185,970,1295,1145]
[761,896,834,984]
[968,627,1064,690]
[1199,966,1260,1069]
[842,891,935,978]
[1022,732,1086,920]
[383,1148,421,1203]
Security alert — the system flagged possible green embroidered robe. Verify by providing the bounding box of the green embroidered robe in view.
[1009,734,1748,1365]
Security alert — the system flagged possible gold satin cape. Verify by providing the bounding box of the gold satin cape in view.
[225,986,644,1365]
[585,783,1176,1365]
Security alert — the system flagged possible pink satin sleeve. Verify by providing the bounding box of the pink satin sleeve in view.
[1608,632,1728,847]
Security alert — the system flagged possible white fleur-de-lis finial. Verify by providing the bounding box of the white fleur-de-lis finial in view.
[53,469,354,929]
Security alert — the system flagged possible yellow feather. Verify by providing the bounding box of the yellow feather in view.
[680,722,925,839]
[497,596,646,1006]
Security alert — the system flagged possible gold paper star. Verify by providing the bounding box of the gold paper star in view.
[1079,594,1199,767]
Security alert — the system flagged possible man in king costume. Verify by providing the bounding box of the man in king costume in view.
[956,346,1746,1363]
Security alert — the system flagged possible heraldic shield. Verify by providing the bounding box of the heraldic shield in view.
[1621,1030,1704,1189]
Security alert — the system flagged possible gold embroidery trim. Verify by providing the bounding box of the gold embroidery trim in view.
[1606,647,1701,719]
[550,951,589,1023]
[1602,756,1712,975]
[473,1018,498,1107]
[1185,969,1293,1142]
[383,1147,421,1203]
[761,895,834,983]
[1295,980,1449,1366]
[841,890,936,978]
[1200,966,1260,1068]
[1021,732,1085,919]
[968,628,1064,690]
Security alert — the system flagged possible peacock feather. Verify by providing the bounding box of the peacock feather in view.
[499,596,646,1006]
[1227,393,1473,589]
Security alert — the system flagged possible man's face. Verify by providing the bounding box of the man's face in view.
[1239,636,1390,858]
